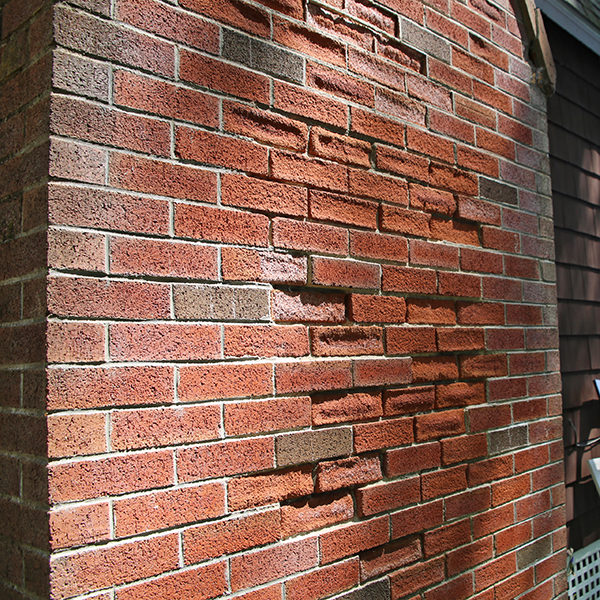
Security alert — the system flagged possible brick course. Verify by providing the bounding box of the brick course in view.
[0,0,565,598]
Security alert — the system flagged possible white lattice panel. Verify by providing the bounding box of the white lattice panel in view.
[570,538,600,599]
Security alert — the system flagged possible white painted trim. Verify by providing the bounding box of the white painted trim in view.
[536,0,600,56]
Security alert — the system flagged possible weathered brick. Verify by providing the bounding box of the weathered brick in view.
[276,427,352,467]
[222,248,307,285]
[320,516,389,564]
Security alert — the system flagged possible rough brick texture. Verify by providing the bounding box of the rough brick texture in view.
[0,0,566,598]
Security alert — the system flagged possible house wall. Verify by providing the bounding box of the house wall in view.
[0,0,567,598]
[546,17,600,551]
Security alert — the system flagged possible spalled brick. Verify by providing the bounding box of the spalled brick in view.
[312,391,383,425]
[228,466,314,511]
[311,326,384,356]
[316,455,382,493]
[281,492,354,538]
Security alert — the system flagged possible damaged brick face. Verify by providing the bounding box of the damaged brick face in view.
[0,0,566,598]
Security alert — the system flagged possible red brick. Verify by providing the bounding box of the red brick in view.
[231,538,319,592]
[437,327,485,351]
[349,168,409,204]
[409,183,455,215]
[377,88,427,126]
[430,162,478,195]
[113,482,225,537]
[226,397,311,435]
[353,357,412,386]
[49,503,110,550]
[55,3,175,75]
[271,149,349,192]
[47,413,107,458]
[307,3,374,48]
[114,69,218,128]
[224,325,308,358]
[179,362,272,402]
[286,559,359,600]
[175,203,269,247]
[430,109,475,144]
[51,95,170,157]
[110,404,220,451]
[274,80,348,129]
[177,437,274,482]
[280,492,354,538]
[48,450,174,502]
[47,366,173,410]
[224,101,308,151]
[383,266,437,294]
[386,326,436,355]
[272,289,346,323]
[380,204,431,237]
[447,537,493,576]
[504,255,539,279]
[316,455,382,492]
[312,391,383,425]
[183,509,281,563]
[488,377,527,401]
[425,573,473,600]
[350,231,408,264]
[233,585,283,600]
[486,328,525,350]
[385,439,439,476]
[312,257,380,289]
[109,152,217,204]
[446,486,491,520]
[406,126,454,163]
[411,239,459,268]
[110,236,218,280]
[349,47,407,92]
[309,63,375,107]
[506,304,543,325]
[110,323,220,362]
[49,138,106,185]
[390,557,445,599]
[422,464,468,499]
[181,0,270,36]
[456,301,504,325]
[424,518,471,558]
[50,534,179,600]
[461,248,503,274]
[407,298,456,324]
[310,190,378,229]
[47,321,105,364]
[430,217,480,247]
[495,522,532,555]
[320,516,389,564]
[482,226,519,253]
[273,217,348,255]
[310,128,371,168]
[442,432,488,464]
[276,360,352,393]
[474,553,516,591]
[351,106,404,146]
[438,272,482,298]
[222,248,307,285]
[391,500,444,539]
[274,16,346,67]
[532,463,564,491]
[492,473,531,507]
[310,326,383,356]
[416,409,465,442]
[515,445,549,473]
[116,562,227,600]
[349,294,406,323]
[516,490,551,521]
[482,276,522,301]
[436,382,485,409]
[413,356,459,382]
[376,144,430,182]
[48,276,170,320]
[361,537,422,580]
[222,174,308,218]
[457,196,501,226]
[49,183,169,236]
[459,353,508,378]
[429,58,473,94]
[384,386,435,416]
[357,476,421,516]
[116,0,219,52]
[175,126,268,174]
[354,418,413,453]
[180,49,269,103]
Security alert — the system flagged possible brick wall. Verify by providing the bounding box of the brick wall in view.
[0,0,567,598]
[0,0,52,598]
